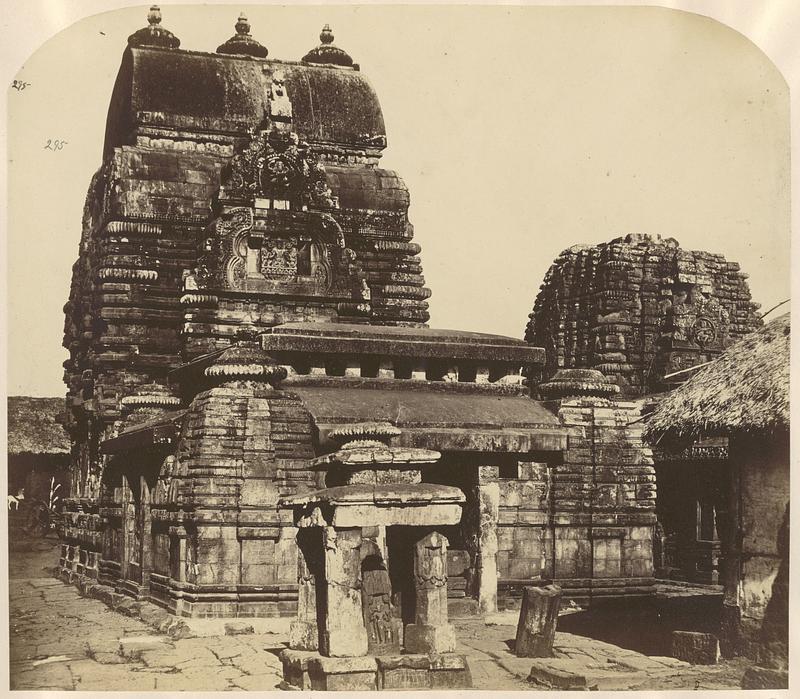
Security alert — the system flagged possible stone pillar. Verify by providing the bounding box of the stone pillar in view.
[476,466,500,615]
[405,531,456,654]
[320,527,368,658]
[514,585,561,657]
[289,528,321,651]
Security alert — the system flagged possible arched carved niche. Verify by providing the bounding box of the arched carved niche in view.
[194,206,370,305]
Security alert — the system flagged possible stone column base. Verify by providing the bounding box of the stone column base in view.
[403,623,456,654]
[279,649,319,690]
[323,626,369,658]
[288,620,318,651]
[279,650,471,691]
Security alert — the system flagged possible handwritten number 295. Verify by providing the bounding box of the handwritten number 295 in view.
[45,139,68,151]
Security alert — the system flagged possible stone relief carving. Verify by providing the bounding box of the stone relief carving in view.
[268,70,293,120]
[221,129,336,210]
[260,238,298,278]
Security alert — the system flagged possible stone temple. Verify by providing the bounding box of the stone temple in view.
[56,7,768,689]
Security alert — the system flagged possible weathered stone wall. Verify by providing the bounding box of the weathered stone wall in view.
[731,434,789,653]
[525,234,761,396]
[141,384,317,617]
[550,397,656,597]
[497,462,550,583]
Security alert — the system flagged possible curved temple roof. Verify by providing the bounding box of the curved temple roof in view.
[103,47,386,156]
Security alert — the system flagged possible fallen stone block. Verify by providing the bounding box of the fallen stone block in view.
[429,653,472,689]
[162,617,192,639]
[671,631,719,665]
[225,621,255,636]
[740,666,788,689]
[377,654,431,690]
[280,649,318,690]
[115,599,142,618]
[92,651,131,665]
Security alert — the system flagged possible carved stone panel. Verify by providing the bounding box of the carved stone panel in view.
[361,551,403,654]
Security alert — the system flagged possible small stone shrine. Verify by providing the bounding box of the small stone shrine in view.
[278,422,471,689]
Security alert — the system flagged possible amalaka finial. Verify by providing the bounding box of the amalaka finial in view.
[128,4,181,49]
[216,11,268,58]
[302,23,354,67]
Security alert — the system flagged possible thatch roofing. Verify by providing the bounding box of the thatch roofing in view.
[645,313,790,443]
[7,397,70,455]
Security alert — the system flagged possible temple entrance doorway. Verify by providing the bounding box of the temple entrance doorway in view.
[117,462,159,599]
[421,453,480,614]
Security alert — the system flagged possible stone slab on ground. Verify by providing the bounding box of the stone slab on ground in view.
[671,630,720,665]
[740,666,789,689]
[9,576,285,692]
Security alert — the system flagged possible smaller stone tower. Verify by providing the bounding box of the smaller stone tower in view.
[525,234,761,396]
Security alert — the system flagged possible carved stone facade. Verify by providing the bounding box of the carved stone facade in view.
[526,234,761,396]
[60,11,667,635]
[526,235,764,586]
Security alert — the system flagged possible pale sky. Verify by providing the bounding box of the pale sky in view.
[6,4,791,396]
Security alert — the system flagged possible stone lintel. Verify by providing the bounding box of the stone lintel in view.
[394,428,567,453]
[332,503,463,528]
[264,322,545,364]
[284,482,463,502]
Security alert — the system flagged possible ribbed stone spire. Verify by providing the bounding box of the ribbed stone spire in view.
[127,5,181,49]
[216,12,268,58]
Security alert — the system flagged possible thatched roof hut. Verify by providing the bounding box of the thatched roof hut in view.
[7,396,70,455]
[645,313,789,444]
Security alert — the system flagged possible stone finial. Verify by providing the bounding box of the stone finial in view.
[538,368,620,400]
[329,422,401,450]
[120,382,181,425]
[216,12,269,58]
[205,331,286,386]
[127,5,181,49]
[301,24,354,67]
[319,24,334,44]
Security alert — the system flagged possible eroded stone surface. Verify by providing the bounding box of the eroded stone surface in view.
[671,630,720,665]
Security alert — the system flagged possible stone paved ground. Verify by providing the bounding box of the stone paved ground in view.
[9,541,749,691]
[455,614,749,691]
[9,576,287,691]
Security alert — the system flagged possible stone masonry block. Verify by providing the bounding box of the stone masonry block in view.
[671,631,720,665]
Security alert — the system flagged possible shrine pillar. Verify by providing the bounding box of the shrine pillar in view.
[320,527,369,657]
[404,531,457,654]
